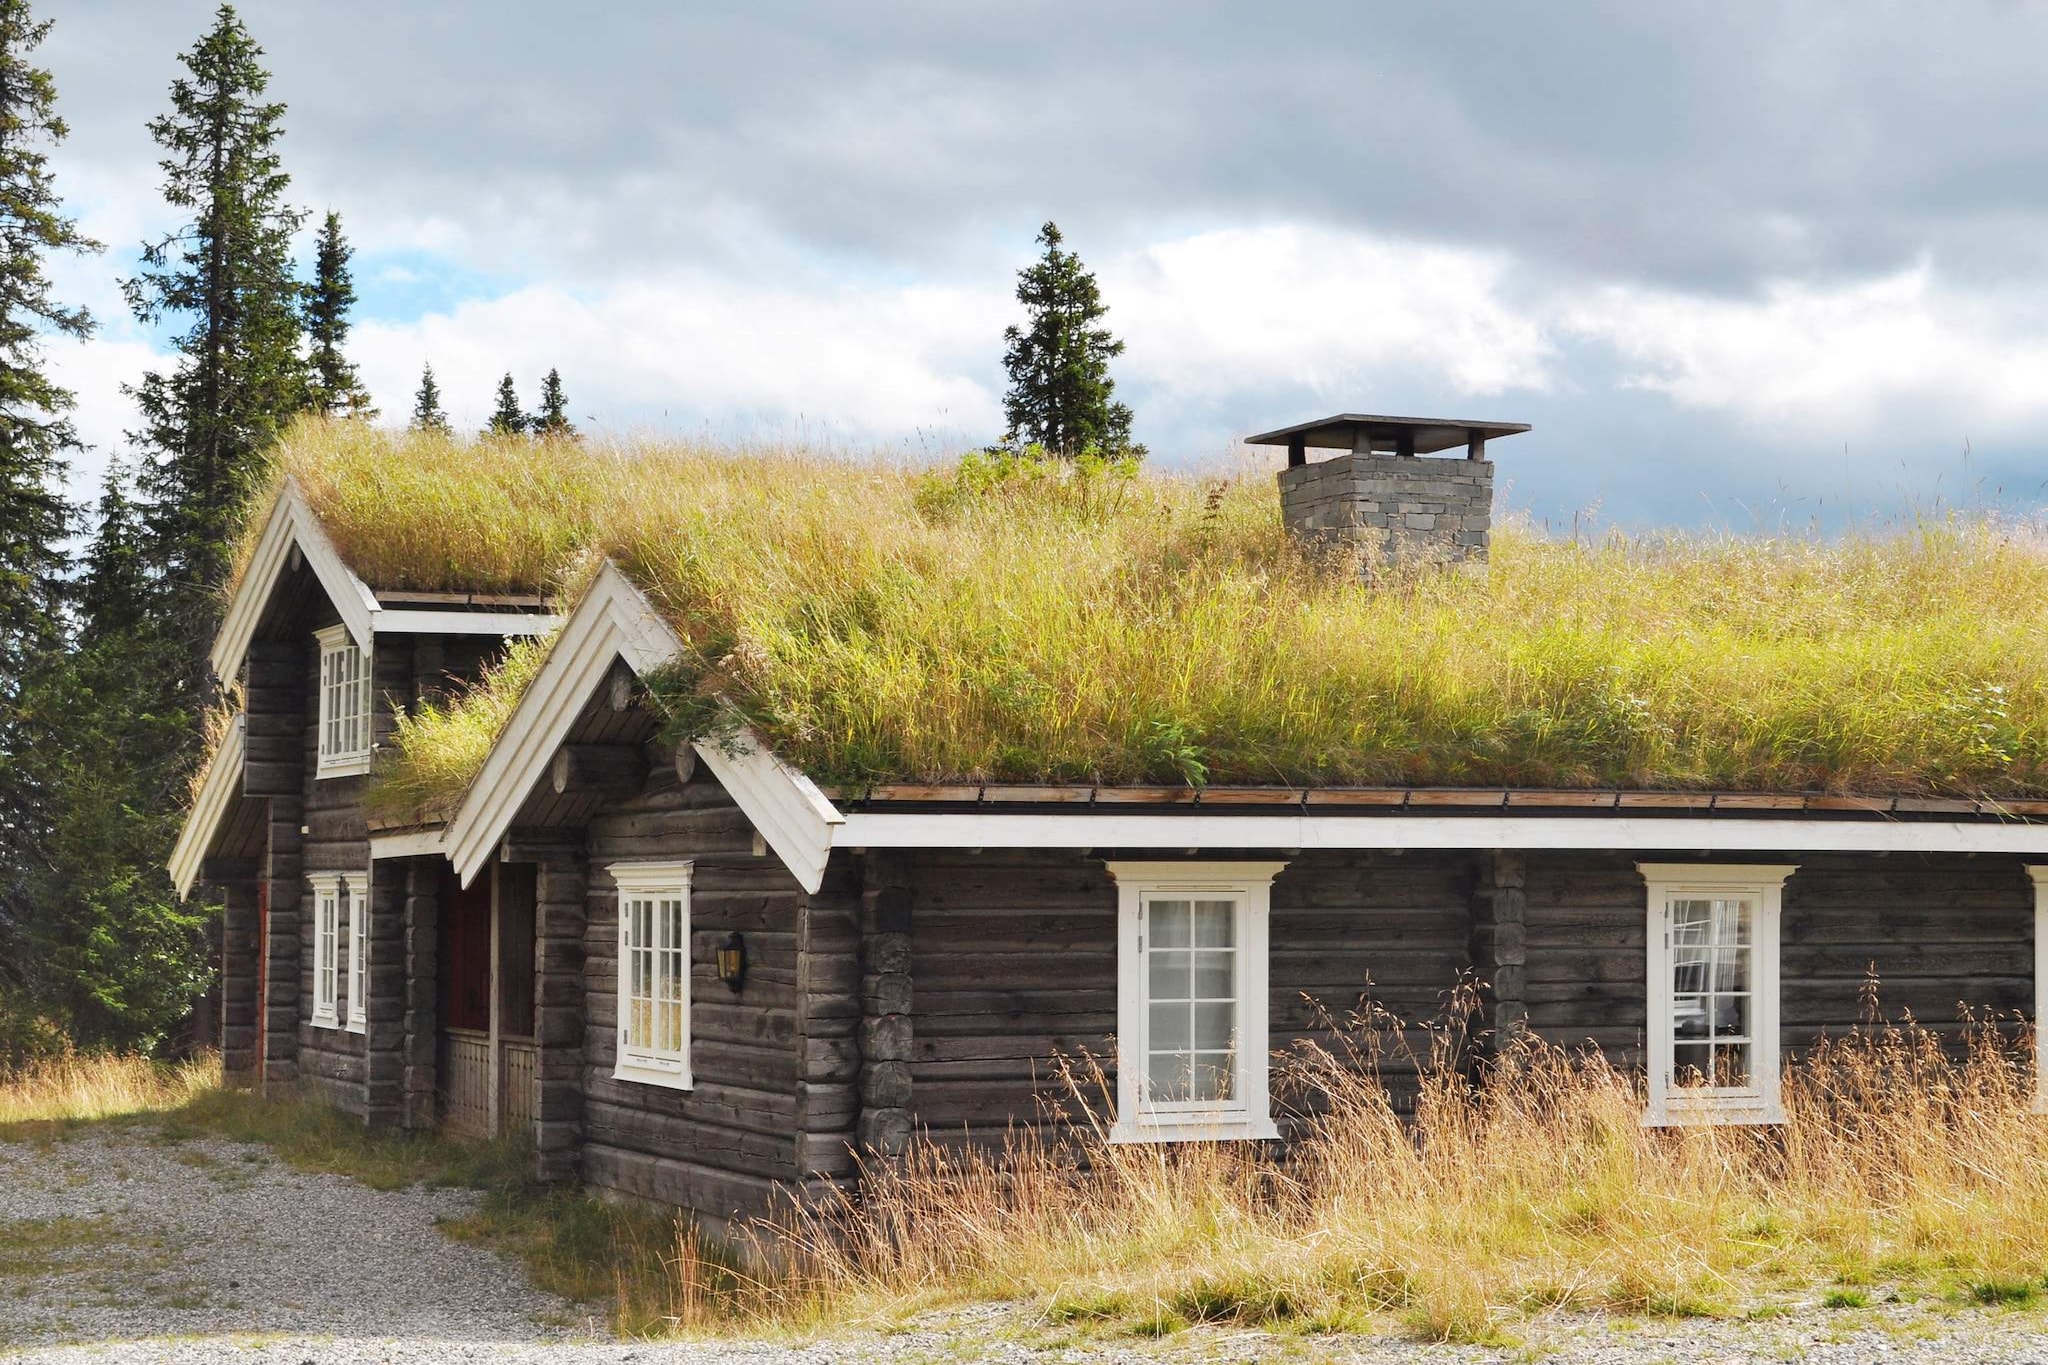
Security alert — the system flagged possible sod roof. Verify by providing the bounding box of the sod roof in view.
[234,419,2048,819]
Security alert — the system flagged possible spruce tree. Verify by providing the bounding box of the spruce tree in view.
[531,367,574,440]
[410,362,450,434]
[304,210,373,418]
[999,221,1142,459]
[0,0,99,1044]
[487,372,526,437]
[123,3,309,668]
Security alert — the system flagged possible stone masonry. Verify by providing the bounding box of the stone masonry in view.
[1278,450,1493,567]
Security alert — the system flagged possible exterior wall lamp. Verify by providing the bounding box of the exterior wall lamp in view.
[716,931,747,992]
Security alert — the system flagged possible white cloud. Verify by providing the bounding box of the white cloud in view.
[1104,224,1557,400]
[350,276,1004,443]
[1568,261,2048,438]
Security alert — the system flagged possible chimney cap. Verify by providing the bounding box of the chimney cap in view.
[1246,413,1531,456]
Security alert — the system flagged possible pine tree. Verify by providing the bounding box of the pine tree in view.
[303,210,372,418]
[487,372,526,437]
[999,221,1143,460]
[410,362,450,434]
[531,367,574,440]
[122,3,309,669]
[0,0,99,1044]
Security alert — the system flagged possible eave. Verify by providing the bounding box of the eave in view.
[168,714,246,900]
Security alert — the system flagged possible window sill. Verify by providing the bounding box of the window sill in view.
[1109,1113,1280,1145]
[613,1060,692,1091]
[315,755,373,780]
[1643,1101,1785,1128]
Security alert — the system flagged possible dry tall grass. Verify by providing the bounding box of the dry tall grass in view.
[0,1050,221,1126]
[242,419,2048,802]
[644,1013,2048,1343]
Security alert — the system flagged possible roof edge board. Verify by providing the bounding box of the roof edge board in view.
[168,713,246,899]
[209,480,380,679]
[369,608,564,637]
[443,561,843,894]
[834,811,2048,856]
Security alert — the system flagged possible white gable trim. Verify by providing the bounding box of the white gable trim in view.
[443,561,843,892]
[169,713,246,900]
[211,479,380,682]
[834,810,2048,856]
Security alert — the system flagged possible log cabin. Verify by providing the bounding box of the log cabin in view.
[170,414,2048,1229]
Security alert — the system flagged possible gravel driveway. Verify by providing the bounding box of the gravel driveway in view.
[7,1122,2048,1364]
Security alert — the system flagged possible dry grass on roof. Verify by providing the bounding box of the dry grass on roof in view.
[242,417,2048,811]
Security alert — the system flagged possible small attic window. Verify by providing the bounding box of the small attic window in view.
[315,624,372,778]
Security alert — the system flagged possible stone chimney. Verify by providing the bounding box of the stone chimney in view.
[1248,413,1530,569]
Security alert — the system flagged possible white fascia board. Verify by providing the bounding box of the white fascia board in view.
[168,713,246,900]
[833,811,2048,857]
[693,735,843,894]
[209,480,380,681]
[371,829,446,860]
[368,609,564,637]
[443,560,843,893]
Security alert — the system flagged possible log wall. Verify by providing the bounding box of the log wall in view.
[579,755,808,1223]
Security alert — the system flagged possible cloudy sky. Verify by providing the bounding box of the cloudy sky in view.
[40,2,2048,527]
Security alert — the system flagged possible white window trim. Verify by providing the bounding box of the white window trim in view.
[309,872,342,1028]
[314,623,373,779]
[1105,860,1286,1144]
[344,871,369,1034]
[1640,862,1795,1127]
[610,860,694,1091]
[2027,867,2048,1114]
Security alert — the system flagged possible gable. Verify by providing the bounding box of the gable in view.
[443,561,843,892]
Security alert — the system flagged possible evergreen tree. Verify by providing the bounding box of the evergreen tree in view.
[487,372,526,437]
[999,221,1142,459]
[410,362,450,434]
[18,468,208,1051]
[531,367,574,440]
[303,210,372,418]
[0,0,99,1044]
[122,3,309,667]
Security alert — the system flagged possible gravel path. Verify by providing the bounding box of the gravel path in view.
[7,1123,2048,1363]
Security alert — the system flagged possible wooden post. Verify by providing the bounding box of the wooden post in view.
[859,852,915,1162]
[1286,434,1306,468]
[1466,428,1487,461]
[1467,850,1528,1068]
[486,861,501,1139]
[1395,427,1417,458]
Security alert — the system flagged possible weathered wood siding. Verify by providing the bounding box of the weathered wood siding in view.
[1522,850,2035,1064]
[579,757,808,1223]
[900,849,1478,1144]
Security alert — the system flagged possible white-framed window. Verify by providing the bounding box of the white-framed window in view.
[315,624,372,778]
[1640,863,1795,1126]
[1105,861,1286,1143]
[2027,867,2048,1114]
[309,870,368,1032]
[611,861,693,1090]
[346,871,368,1034]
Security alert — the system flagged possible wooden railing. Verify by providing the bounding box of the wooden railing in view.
[439,1028,491,1138]
[501,1038,536,1129]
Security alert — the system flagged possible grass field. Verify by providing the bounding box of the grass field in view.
[7,1021,2048,1344]
[241,419,2048,815]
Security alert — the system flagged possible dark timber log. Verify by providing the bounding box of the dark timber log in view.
[551,744,645,798]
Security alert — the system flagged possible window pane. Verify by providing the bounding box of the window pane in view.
[1148,949,1190,999]
[1149,1001,1191,1052]
[1709,946,1749,992]
[1148,1051,1190,1102]
[1716,899,1751,945]
[1714,1042,1753,1087]
[1192,900,1235,947]
[1192,1001,1234,1051]
[1150,900,1191,947]
[1672,994,1709,1039]
[1189,1053,1234,1102]
[1673,1043,1713,1086]
[1709,993,1750,1038]
[1192,950,1234,1000]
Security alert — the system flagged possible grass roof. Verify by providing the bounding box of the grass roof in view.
[243,419,2048,818]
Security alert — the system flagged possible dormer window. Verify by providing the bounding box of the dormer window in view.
[315,624,372,777]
